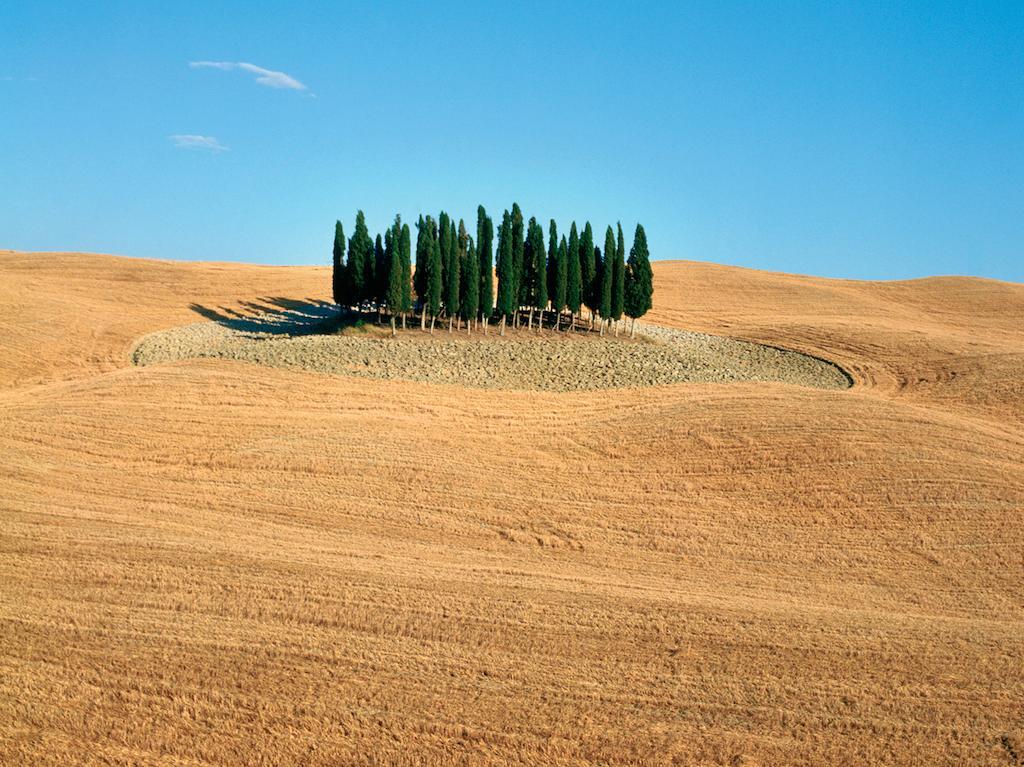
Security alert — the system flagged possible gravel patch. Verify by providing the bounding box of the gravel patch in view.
[132,309,851,392]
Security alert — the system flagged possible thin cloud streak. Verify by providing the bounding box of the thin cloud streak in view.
[170,134,229,152]
[189,61,308,91]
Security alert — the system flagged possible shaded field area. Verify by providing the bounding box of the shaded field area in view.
[1,250,1023,766]
[132,306,850,391]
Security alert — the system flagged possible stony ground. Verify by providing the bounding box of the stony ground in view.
[131,308,851,391]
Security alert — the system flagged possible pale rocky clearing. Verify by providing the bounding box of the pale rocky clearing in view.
[1,250,1022,766]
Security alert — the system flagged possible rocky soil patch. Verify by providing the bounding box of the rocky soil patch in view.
[132,308,851,392]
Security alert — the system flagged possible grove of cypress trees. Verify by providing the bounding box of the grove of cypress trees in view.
[611,222,625,334]
[427,219,442,332]
[332,220,347,309]
[566,222,581,329]
[348,210,373,309]
[462,237,479,332]
[495,210,514,334]
[386,217,404,335]
[400,222,412,327]
[477,206,494,328]
[624,223,653,337]
[579,222,595,325]
[510,203,524,326]
[445,221,461,331]
[599,226,615,334]
[526,217,547,329]
[554,235,568,329]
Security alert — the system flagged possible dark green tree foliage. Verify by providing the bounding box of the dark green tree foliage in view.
[457,218,468,256]
[347,210,373,305]
[566,222,581,315]
[386,217,404,326]
[624,223,653,320]
[375,233,387,306]
[579,222,595,313]
[445,221,461,320]
[554,235,568,315]
[611,222,625,321]
[332,220,347,306]
[400,223,412,313]
[427,219,442,318]
[462,237,479,321]
[438,211,451,299]
[495,210,515,317]
[547,220,558,308]
[526,217,547,311]
[600,226,615,322]
[477,206,493,317]
[414,215,428,304]
[510,203,525,309]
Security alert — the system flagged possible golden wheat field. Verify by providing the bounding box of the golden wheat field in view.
[1,250,1022,766]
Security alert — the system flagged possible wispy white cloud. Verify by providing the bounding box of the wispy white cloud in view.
[189,61,308,91]
[170,134,229,152]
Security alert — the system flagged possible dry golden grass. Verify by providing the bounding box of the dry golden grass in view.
[1,250,1022,766]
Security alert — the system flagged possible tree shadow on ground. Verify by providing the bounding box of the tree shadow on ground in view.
[188,299,351,336]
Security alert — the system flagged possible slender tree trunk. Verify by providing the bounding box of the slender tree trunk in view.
[499,314,506,336]
[390,316,397,337]
[430,315,436,334]
[599,316,605,336]
[538,308,544,332]
[448,316,453,333]
[466,318,471,336]
[614,319,619,337]
[630,317,636,338]
[527,307,533,330]
[402,313,407,330]
[421,306,427,331]
[483,316,489,335]
[555,312,560,332]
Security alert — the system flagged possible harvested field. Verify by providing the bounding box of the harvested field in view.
[131,307,851,391]
[1,250,1023,766]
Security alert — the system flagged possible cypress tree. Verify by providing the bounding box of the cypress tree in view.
[624,223,653,337]
[386,217,404,335]
[599,226,615,334]
[462,237,479,331]
[566,222,582,328]
[510,203,525,324]
[375,233,386,316]
[427,220,443,332]
[554,235,568,329]
[438,211,451,303]
[547,220,558,311]
[526,217,547,328]
[611,222,625,334]
[495,210,514,334]
[347,210,373,309]
[579,222,595,324]
[477,206,494,326]
[445,220,461,331]
[400,222,412,324]
[332,220,347,308]
[414,215,428,312]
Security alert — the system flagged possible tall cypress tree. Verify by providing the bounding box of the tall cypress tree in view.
[386,216,404,335]
[599,226,615,333]
[611,222,625,332]
[624,223,653,337]
[527,217,547,327]
[347,210,373,308]
[566,222,582,326]
[332,220,347,308]
[414,215,428,310]
[547,220,558,312]
[427,220,443,331]
[462,237,479,330]
[445,220,461,330]
[400,222,413,321]
[495,210,514,333]
[579,222,595,322]
[477,206,494,322]
[510,203,525,321]
[554,235,568,328]
[438,211,451,303]
[374,233,386,312]
[477,207,493,320]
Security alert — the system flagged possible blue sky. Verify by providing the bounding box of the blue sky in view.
[2,1,1021,281]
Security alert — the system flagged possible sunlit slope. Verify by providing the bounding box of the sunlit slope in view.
[1,251,1022,766]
